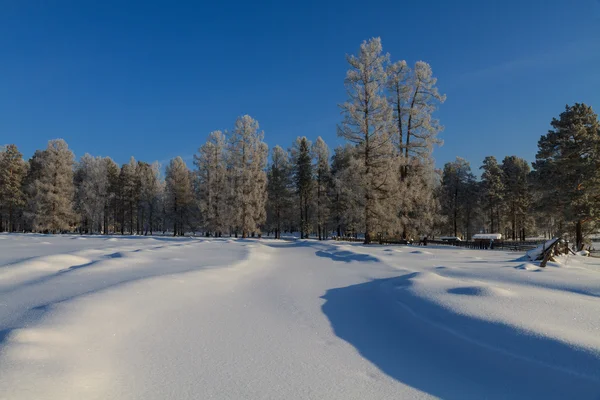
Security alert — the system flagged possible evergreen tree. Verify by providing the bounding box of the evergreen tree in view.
[480,156,504,233]
[0,145,27,232]
[312,137,330,240]
[532,103,600,249]
[501,156,531,240]
[292,137,313,239]
[440,157,475,238]
[266,145,293,239]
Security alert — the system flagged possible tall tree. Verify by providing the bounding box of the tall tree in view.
[501,156,531,240]
[292,137,313,239]
[105,157,121,234]
[338,37,398,244]
[74,154,109,233]
[195,131,228,236]
[27,139,75,233]
[312,137,330,240]
[266,145,293,239]
[480,156,504,233]
[328,145,353,237]
[0,145,27,232]
[532,103,600,249]
[165,157,193,236]
[440,157,475,238]
[227,115,268,238]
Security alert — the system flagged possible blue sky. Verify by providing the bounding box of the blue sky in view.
[1,0,599,172]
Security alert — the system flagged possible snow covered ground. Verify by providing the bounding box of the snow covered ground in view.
[0,234,599,399]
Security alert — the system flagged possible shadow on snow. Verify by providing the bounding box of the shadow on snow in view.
[320,274,600,399]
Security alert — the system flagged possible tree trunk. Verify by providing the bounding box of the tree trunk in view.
[576,220,583,251]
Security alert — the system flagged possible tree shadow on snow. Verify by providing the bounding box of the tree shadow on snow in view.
[320,275,600,399]
[315,249,379,263]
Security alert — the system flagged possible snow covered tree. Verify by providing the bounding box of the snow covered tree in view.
[440,157,475,238]
[501,156,531,241]
[312,137,330,240]
[165,156,193,236]
[0,144,27,232]
[27,139,75,233]
[532,103,600,249]
[74,154,109,233]
[138,161,162,235]
[480,156,504,233]
[227,116,268,238]
[292,137,313,239]
[338,37,398,243]
[105,157,121,233]
[119,157,139,234]
[195,131,229,236]
[266,145,293,239]
[387,60,445,179]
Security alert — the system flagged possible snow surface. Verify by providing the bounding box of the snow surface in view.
[0,234,599,399]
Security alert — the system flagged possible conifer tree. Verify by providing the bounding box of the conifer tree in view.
[0,145,27,232]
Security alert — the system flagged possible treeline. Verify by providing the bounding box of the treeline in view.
[439,103,600,249]
[1,38,598,249]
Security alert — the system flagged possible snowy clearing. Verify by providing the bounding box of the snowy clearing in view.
[1,234,599,399]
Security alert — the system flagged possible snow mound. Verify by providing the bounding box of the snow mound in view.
[515,263,542,271]
[410,250,432,255]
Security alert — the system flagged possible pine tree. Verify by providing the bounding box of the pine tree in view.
[338,37,398,243]
[0,145,27,232]
[227,115,269,238]
[532,103,600,249]
[480,156,504,233]
[440,157,475,238]
[501,156,531,240]
[27,139,75,233]
[292,137,313,239]
[312,137,330,240]
[266,145,293,239]
[165,157,193,236]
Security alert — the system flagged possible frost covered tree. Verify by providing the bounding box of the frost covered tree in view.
[74,154,109,233]
[0,145,27,232]
[312,137,330,240]
[165,156,193,236]
[266,145,293,239]
[532,103,600,249]
[195,131,229,236]
[105,157,121,233]
[501,156,531,241]
[227,115,268,238]
[119,157,139,234]
[292,137,313,239]
[27,139,75,233]
[138,161,162,235]
[338,37,398,243]
[480,156,504,233]
[440,157,475,238]
[387,60,445,179]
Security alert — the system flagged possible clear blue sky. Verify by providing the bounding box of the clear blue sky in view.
[1,0,599,171]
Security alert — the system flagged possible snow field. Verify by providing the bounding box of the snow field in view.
[0,235,599,399]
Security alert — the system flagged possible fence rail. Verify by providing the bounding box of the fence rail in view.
[333,236,546,252]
